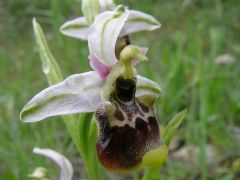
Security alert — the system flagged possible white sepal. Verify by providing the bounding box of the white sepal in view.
[60,17,89,40]
[120,10,161,37]
[20,71,104,122]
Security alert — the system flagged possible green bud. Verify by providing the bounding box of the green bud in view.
[28,167,47,179]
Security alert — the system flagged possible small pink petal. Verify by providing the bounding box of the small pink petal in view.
[89,54,110,79]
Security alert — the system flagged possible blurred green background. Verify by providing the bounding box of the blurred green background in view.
[0,0,240,179]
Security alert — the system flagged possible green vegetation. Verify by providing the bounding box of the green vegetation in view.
[0,0,240,179]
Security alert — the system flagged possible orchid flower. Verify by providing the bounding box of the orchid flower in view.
[60,3,161,40]
[20,9,166,172]
[32,148,73,180]
[20,10,161,123]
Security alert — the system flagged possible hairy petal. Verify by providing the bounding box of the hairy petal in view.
[120,10,161,37]
[88,11,129,66]
[33,148,73,180]
[20,71,104,122]
[60,17,89,40]
[136,75,161,97]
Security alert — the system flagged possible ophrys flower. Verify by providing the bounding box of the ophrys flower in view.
[20,9,161,123]
[20,5,166,173]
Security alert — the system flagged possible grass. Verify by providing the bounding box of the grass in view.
[0,0,240,179]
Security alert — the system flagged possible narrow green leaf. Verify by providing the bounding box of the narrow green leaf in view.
[32,18,82,155]
[78,113,101,180]
[162,109,187,146]
[32,18,63,85]
[142,167,161,180]
[78,113,93,159]
[88,118,100,180]
[32,18,98,179]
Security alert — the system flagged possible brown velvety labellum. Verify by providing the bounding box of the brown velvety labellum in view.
[96,98,161,171]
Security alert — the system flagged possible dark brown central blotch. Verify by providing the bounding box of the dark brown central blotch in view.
[115,76,136,102]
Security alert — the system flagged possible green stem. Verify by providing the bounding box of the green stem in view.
[78,113,100,180]
[87,118,100,180]
[63,115,81,151]
[142,167,161,180]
